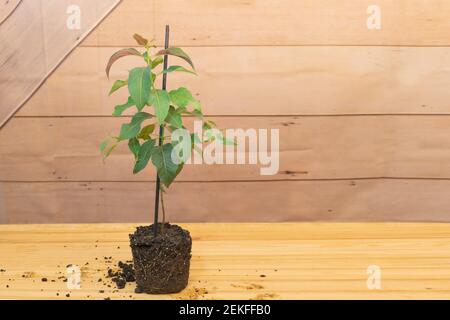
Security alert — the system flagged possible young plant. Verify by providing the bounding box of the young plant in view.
[101,34,228,230]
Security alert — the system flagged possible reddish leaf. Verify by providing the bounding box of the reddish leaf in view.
[155,47,195,70]
[133,34,149,46]
[105,48,142,78]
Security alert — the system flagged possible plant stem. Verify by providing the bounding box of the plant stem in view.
[153,24,170,237]
[161,190,166,233]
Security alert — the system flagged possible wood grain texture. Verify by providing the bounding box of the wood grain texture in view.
[2,179,450,224]
[0,0,21,25]
[2,116,450,182]
[17,46,450,116]
[82,0,450,46]
[4,0,450,225]
[0,0,121,127]
[1,222,450,299]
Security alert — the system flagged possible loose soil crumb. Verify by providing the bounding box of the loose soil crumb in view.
[22,272,35,278]
[106,261,135,289]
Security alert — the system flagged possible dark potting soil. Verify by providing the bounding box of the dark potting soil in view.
[129,223,192,294]
[107,261,135,289]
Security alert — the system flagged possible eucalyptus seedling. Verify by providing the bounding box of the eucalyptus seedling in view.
[101,34,229,232]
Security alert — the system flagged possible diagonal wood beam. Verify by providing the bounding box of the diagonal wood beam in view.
[0,0,122,128]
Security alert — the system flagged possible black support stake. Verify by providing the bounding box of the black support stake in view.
[153,25,170,236]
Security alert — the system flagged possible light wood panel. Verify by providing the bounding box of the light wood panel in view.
[17,46,450,116]
[0,0,21,25]
[1,222,450,299]
[4,0,450,225]
[82,0,450,46]
[3,115,450,182]
[2,179,450,223]
[0,0,121,127]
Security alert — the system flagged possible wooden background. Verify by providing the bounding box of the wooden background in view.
[2,0,450,223]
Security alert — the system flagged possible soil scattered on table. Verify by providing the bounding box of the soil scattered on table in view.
[106,261,135,289]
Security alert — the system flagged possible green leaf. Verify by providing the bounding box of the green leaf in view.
[128,66,151,111]
[100,139,109,153]
[100,137,119,161]
[109,80,128,95]
[151,56,164,69]
[191,109,204,118]
[165,106,183,128]
[133,139,156,174]
[191,133,201,144]
[119,112,152,140]
[113,96,135,117]
[137,124,156,140]
[221,135,237,146]
[103,144,118,160]
[106,48,142,78]
[202,120,218,132]
[151,144,183,187]
[159,65,196,76]
[206,120,218,128]
[192,99,202,111]
[128,138,140,159]
[153,89,170,125]
[169,87,197,109]
[155,47,195,70]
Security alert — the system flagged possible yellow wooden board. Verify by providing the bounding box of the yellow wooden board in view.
[2,179,450,224]
[17,46,450,116]
[82,0,450,46]
[2,116,450,182]
[0,222,450,299]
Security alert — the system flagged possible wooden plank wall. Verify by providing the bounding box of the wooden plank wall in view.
[0,0,121,127]
[2,0,450,223]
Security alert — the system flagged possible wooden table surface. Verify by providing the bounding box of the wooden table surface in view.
[1,222,450,300]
